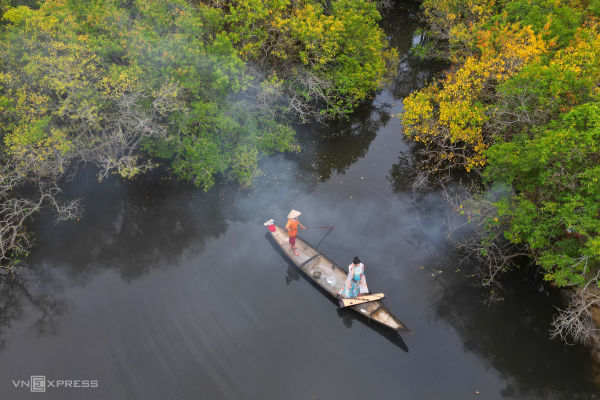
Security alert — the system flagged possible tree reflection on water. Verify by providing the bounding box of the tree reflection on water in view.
[429,260,598,399]
[295,101,392,182]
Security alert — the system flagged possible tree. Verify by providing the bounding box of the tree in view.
[1,0,297,190]
[409,0,600,344]
[402,22,547,181]
[485,103,600,343]
[217,0,398,119]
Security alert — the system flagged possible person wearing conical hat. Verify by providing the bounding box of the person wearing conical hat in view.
[286,209,306,256]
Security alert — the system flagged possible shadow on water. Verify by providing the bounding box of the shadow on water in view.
[428,259,599,399]
[0,167,233,350]
[29,167,230,281]
[335,307,409,353]
[264,233,336,307]
[388,152,417,192]
[265,233,410,353]
[0,270,67,352]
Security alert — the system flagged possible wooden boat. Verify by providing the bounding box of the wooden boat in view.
[265,220,412,335]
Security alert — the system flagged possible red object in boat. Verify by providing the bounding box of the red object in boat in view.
[268,224,276,232]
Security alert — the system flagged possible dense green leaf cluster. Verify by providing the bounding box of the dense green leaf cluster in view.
[486,103,600,286]
[500,0,584,47]
[218,0,397,117]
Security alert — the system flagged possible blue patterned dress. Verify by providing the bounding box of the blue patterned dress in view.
[338,263,369,298]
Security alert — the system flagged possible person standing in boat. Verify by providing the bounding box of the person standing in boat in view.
[286,209,306,256]
[338,257,369,298]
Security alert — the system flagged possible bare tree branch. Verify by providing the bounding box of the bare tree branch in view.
[0,165,81,273]
[443,183,532,302]
[551,272,600,345]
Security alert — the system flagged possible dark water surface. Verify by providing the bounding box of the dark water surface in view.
[1,4,599,400]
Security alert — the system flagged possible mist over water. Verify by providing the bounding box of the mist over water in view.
[0,4,598,400]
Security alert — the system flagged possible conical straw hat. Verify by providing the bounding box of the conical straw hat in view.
[287,209,301,219]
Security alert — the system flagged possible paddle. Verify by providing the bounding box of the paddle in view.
[339,293,385,307]
[313,225,334,249]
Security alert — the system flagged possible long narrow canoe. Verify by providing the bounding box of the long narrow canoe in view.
[265,220,412,335]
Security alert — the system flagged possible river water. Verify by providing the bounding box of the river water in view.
[1,4,599,400]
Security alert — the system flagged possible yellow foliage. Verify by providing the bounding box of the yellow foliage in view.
[5,123,73,175]
[552,26,600,80]
[100,66,140,99]
[402,22,548,171]
[422,0,498,62]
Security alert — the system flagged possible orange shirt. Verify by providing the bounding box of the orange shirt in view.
[286,219,298,237]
